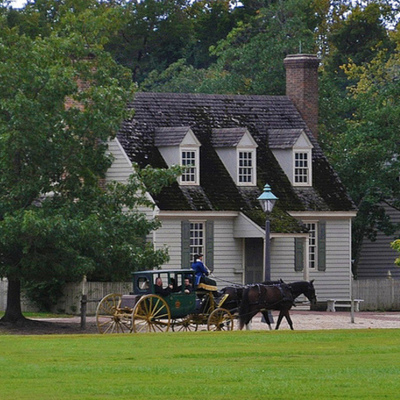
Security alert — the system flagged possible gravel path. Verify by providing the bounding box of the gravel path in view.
[20,310,400,334]
[248,310,400,330]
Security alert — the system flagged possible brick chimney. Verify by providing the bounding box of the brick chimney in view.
[284,54,319,138]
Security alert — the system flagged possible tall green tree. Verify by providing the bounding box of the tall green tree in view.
[325,46,400,271]
[0,8,179,323]
[105,0,195,83]
[317,2,400,273]
[142,0,321,94]
[186,0,241,69]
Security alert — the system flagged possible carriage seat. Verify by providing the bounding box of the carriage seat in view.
[197,282,218,291]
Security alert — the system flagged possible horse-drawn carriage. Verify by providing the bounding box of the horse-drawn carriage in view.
[95,269,234,333]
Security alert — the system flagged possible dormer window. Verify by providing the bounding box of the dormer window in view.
[211,127,257,186]
[154,126,201,186]
[180,148,199,185]
[238,150,255,184]
[294,150,311,185]
[269,129,313,187]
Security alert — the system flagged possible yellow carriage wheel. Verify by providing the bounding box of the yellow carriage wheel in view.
[95,293,131,334]
[131,294,171,333]
[207,308,234,331]
[172,315,199,332]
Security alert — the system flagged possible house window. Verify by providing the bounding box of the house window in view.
[294,151,311,185]
[181,149,198,184]
[238,150,255,185]
[306,223,317,269]
[190,222,204,261]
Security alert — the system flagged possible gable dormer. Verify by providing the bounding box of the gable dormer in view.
[211,128,258,186]
[269,129,313,186]
[155,127,201,185]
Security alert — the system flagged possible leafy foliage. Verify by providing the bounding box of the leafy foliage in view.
[141,0,320,94]
[0,6,182,319]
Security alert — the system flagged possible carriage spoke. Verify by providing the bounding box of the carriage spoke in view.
[131,294,171,333]
[207,308,234,331]
[95,294,130,334]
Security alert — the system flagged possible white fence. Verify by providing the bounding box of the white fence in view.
[352,279,400,311]
[1,279,400,314]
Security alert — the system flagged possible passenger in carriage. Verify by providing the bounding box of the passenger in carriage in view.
[154,277,173,296]
[191,254,217,287]
[178,278,193,294]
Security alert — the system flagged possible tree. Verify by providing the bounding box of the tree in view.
[0,9,179,323]
[104,0,195,83]
[392,239,400,267]
[324,46,400,272]
[186,0,241,69]
[141,0,320,94]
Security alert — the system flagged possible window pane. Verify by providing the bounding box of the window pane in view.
[190,222,204,261]
[182,150,197,183]
[239,151,253,183]
[306,223,317,269]
[295,152,309,184]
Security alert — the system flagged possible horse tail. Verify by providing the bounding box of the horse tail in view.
[238,286,251,330]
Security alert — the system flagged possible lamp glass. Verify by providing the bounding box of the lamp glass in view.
[257,184,278,213]
[259,198,276,213]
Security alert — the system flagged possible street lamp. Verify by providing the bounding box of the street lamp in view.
[257,184,278,281]
[257,184,278,326]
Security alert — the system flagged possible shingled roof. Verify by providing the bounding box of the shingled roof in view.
[117,92,356,232]
[268,129,305,149]
[154,126,193,147]
[210,128,250,147]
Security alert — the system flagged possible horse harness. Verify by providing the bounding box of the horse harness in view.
[251,283,295,308]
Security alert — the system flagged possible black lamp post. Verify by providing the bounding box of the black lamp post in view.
[257,184,278,326]
[257,184,278,281]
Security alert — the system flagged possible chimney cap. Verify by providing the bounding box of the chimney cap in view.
[284,54,319,68]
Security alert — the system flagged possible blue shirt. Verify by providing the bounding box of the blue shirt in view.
[191,260,209,285]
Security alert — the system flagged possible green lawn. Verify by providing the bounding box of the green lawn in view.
[0,329,399,399]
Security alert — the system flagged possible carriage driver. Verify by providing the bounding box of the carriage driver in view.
[191,254,217,287]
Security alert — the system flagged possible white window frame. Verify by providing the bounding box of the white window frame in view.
[189,221,205,262]
[305,222,317,270]
[237,149,256,186]
[293,150,312,186]
[180,147,199,185]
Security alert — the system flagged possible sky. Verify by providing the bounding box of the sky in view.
[9,0,26,8]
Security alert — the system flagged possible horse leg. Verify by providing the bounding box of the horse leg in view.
[285,311,294,330]
[261,311,272,330]
[239,309,258,330]
[275,311,284,330]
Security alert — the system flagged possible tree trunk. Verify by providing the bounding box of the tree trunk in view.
[1,279,26,323]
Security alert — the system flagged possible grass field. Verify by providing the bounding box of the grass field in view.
[1,329,399,399]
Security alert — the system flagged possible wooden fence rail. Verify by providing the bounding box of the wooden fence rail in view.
[1,278,400,314]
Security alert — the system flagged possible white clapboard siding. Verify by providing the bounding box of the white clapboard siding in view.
[106,138,155,221]
[213,218,244,286]
[233,213,264,238]
[271,236,301,282]
[155,217,244,287]
[270,219,352,301]
[309,219,352,301]
[105,138,133,183]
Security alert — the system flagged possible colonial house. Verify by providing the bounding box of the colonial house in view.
[105,54,357,304]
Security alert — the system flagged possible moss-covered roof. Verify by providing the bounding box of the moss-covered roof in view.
[117,92,356,234]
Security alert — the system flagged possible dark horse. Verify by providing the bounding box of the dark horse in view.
[221,280,284,315]
[221,280,284,330]
[238,280,317,330]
